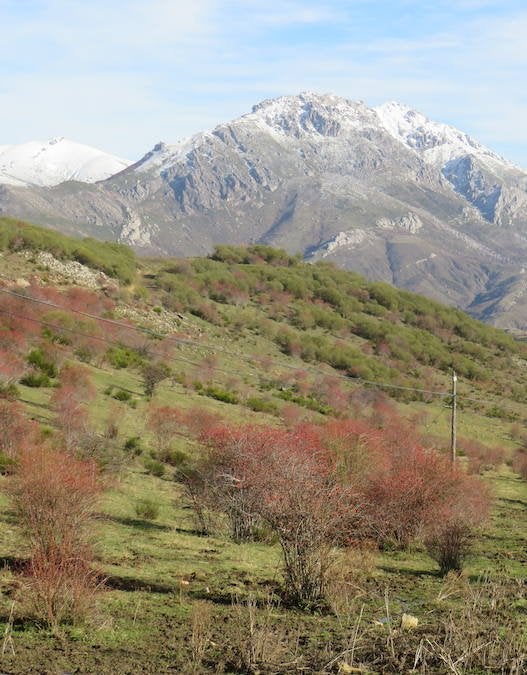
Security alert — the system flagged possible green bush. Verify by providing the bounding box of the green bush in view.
[124,437,143,455]
[143,457,166,477]
[0,383,19,399]
[0,216,136,282]
[201,385,239,404]
[106,345,144,369]
[156,448,188,467]
[0,451,16,475]
[134,498,160,521]
[112,389,133,402]
[246,396,279,414]
[27,348,57,377]
[20,372,51,388]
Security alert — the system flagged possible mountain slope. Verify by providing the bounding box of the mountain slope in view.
[0,137,130,186]
[1,93,527,327]
[0,222,526,674]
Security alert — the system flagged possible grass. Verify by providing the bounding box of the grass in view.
[1,439,525,673]
[0,236,526,671]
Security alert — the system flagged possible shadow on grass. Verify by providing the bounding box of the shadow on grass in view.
[0,509,19,526]
[104,577,240,605]
[0,555,27,572]
[97,514,172,532]
[18,397,52,412]
[105,575,176,593]
[378,564,438,578]
[499,497,527,507]
[174,526,211,537]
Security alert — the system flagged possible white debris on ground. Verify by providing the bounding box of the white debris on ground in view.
[22,250,112,289]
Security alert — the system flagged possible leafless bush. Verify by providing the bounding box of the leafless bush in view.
[8,444,104,629]
[231,594,292,672]
[22,546,104,631]
[425,520,475,576]
[188,600,213,672]
[512,447,527,480]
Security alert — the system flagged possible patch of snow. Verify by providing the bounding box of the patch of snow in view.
[246,91,376,141]
[0,138,131,187]
[375,101,514,172]
[415,253,436,265]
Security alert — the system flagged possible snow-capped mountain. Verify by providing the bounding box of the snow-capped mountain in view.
[374,101,511,170]
[0,138,130,187]
[2,92,527,327]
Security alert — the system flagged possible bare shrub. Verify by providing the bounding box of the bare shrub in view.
[425,520,475,576]
[458,437,505,474]
[22,546,103,630]
[231,594,290,672]
[7,444,104,629]
[424,475,490,575]
[142,361,171,399]
[189,600,213,671]
[512,447,527,480]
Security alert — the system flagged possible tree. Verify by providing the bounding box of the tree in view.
[141,361,170,398]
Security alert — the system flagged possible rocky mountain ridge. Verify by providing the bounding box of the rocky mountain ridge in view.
[1,92,527,327]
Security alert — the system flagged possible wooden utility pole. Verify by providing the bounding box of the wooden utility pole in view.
[450,371,457,464]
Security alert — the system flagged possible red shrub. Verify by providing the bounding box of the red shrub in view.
[195,422,360,604]
[459,438,505,474]
[147,405,183,452]
[187,406,492,599]
[8,444,104,627]
[51,365,96,450]
[0,349,26,389]
[0,400,37,460]
[512,448,527,480]
[181,406,221,438]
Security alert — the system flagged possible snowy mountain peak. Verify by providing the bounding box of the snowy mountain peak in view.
[132,136,201,176]
[0,138,131,187]
[374,101,510,170]
[247,91,375,139]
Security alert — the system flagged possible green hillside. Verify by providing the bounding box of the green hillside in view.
[0,219,525,673]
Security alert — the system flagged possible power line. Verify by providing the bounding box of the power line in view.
[0,286,451,398]
[0,307,203,372]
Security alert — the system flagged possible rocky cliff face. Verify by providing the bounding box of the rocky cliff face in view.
[2,92,527,327]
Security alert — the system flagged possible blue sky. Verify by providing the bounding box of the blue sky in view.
[1,0,526,167]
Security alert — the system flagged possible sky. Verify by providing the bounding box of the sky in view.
[1,0,527,167]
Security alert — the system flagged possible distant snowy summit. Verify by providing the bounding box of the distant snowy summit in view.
[374,100,512,171]
[130,91,518,180]
[1,93,516,190]
[0,137,131,187]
